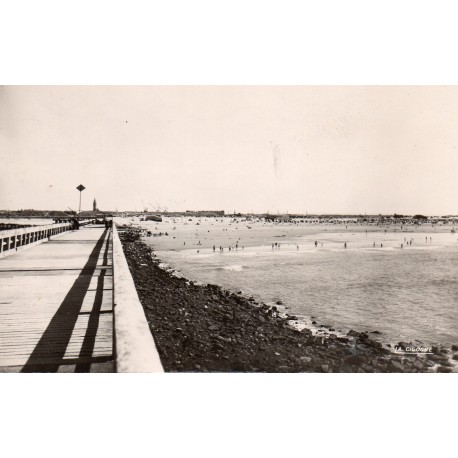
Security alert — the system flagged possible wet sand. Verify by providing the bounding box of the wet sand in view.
[116,215,456,253]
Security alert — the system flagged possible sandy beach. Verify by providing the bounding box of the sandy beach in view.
[117,215,456,252]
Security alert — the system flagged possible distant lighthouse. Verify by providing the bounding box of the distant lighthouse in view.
[93,198,97,212]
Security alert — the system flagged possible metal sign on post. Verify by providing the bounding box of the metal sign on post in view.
[76,184,85,214]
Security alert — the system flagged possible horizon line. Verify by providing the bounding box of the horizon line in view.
[1,209,458,218]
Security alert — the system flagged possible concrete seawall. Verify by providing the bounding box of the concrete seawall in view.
[112,224,164,373]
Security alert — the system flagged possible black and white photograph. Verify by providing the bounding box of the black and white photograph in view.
[1,2,456,458]
[1,85,457,373]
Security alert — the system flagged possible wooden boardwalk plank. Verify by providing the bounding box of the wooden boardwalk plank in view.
[0,225,114,372]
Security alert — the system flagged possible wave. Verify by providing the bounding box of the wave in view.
[219,265,246,272]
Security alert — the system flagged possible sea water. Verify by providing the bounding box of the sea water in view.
[154,230,458,346]
[0,218,55,226]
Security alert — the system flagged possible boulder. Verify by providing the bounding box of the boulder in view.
[337,337,350,343]
[413,360,426,371]
[437,366,452,373]
[344,355,364,366]
[366,339,382,349]
[426,353,448,363]
[299,356,312,364]
[301,328,313,338]
[361,364,374,373]
[422,359,435,368]
[389,360,405,372]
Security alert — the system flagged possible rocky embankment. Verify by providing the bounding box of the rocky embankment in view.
[120,228,456,373]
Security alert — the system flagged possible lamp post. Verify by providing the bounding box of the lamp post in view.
[76,184,85,214]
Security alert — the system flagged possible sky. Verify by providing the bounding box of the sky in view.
[1,85,458,215]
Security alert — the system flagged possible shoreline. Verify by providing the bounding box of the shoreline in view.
[119,226,457,372]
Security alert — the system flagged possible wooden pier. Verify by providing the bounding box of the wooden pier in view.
[0,225,114,372]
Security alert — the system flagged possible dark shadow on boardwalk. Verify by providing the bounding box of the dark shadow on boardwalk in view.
[75,232,111,372]
[21,229,109,372]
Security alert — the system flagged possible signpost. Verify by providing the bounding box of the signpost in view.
[76,184,85,214]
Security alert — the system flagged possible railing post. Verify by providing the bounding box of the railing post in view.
[0,221,78,257]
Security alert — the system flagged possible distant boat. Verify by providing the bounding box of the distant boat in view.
[145,215,162,222]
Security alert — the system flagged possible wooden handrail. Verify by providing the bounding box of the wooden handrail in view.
[0,219,96,256]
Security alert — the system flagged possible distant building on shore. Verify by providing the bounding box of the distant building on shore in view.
[93,198,98,212]
[185,210,225,217]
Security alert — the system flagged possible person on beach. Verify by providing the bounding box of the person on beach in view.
[272,243,274,250]
[381,243,383,248]
[315,240,317,247]
[344,242,347,249]
[373,242,375,247]
[401,244,403,249]
[213,245,215,252]
[297,245,299,250]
